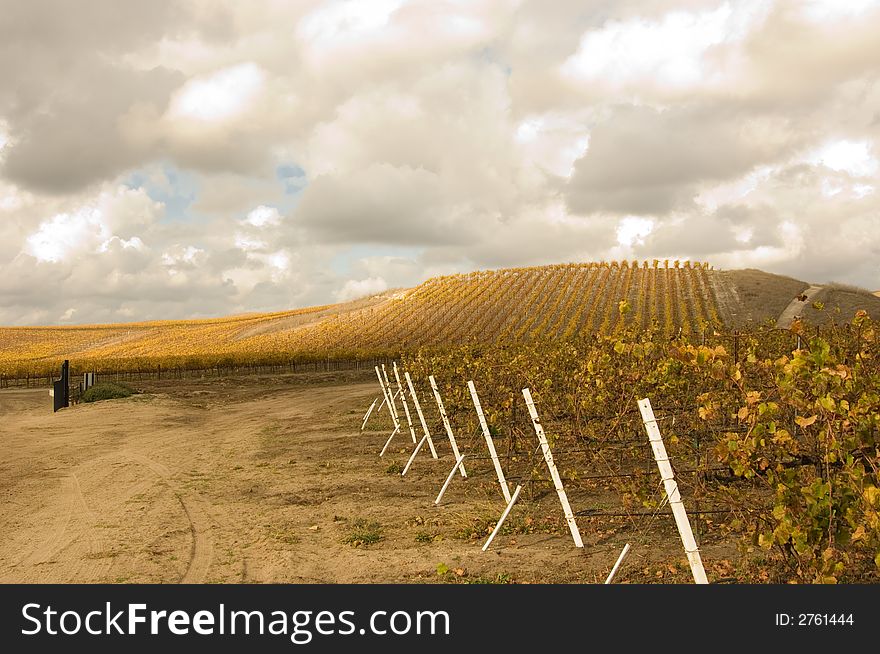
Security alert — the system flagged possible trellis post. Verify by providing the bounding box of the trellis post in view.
[381,364,400,426]
[374,366,401,453]
[429,375,466,477]
[522,387,583,548]
[393,362,418,444]
[637,397,708,584]
[404,372,438,459]
[604,543,631,584]
[434,454,467,505]
[468,381,511,503]
[482,484,523,552]
[361,398,378,432]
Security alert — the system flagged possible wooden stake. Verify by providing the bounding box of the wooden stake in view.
[404,372,438,459]
[638,398,708,584]
[468,381,511,503]
[522,387,583,548]
[429,375,466,477]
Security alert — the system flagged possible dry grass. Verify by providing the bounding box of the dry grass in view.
[802,286,880,323]
[719,269,809,326]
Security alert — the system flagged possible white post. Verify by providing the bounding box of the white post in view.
[604,543,631,584]
[468,380,511,503]
[404,372,438,459]
[401,434,429,476]
[393,362,418,444]
[375,366,401,453]
[379,425,401,457]
[434,454,466,505]
[378,388,400,413]
[482,485,523,552]
[374,366,396,424]
[429,375,466,477]
[638,397,709,585]
[361,398,378,432]
[381,364,400,425]
[522,387,584,548]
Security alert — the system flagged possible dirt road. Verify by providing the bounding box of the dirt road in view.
[0,371,733,584]
[777,285,823,328]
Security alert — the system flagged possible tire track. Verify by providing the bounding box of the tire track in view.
[124,451,215,583]
[6,471,110,582]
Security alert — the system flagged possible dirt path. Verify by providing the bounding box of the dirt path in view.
[0,372,736,584]
[777,285,823,328]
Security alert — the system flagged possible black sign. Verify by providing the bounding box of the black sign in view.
[53,360,69,412]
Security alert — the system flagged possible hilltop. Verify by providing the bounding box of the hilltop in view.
[1,260,878,377]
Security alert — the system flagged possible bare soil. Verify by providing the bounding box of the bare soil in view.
[0,371,741,584]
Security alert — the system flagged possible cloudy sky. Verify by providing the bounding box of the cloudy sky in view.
[1,0,879,325]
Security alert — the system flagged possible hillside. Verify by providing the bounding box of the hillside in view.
[1,260,878,377]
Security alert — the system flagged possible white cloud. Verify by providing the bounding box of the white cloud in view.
[162,245,206,268]
[616,216,654,247]
[243,204,281,228]
[25,207,109,263]
[267,250,290,272]
[169,62,266,123]
[561,2,769,92]
[22,185,161,263]
[809,140,878,177]
[234,232,267,252]
[100,236,146,252]
[336,276,388,302]
[853,184,875,198]
[298,0,406,45]
[1,0,879,324]
[695,166,773,211]
[799,0,880,22]
[515,113,590,178]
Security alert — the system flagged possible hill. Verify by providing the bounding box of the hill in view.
[1,260,878,378]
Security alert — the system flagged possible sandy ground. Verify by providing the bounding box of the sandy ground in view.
[0,371,738,584]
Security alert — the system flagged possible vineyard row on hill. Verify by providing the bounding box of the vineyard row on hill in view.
[0,261,720,377]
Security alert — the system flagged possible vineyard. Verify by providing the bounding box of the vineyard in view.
[3,254,879,584]
[1,260,727,380]
[373,313,880,583]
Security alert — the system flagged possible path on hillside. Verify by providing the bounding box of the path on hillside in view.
[777,285,823,328]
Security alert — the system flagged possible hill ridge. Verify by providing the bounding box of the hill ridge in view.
[2,260,879,377]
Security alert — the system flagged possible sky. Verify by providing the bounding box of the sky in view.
[1,0,879,325]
